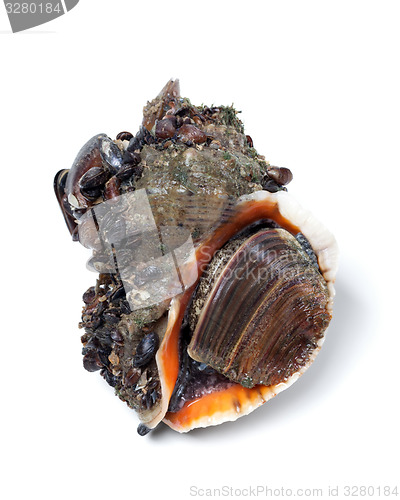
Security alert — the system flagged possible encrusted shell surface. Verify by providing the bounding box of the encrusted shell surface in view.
[54,80,339,435]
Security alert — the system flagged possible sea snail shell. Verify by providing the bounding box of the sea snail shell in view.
[54,80,339,434]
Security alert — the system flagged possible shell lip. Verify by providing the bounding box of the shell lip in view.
[145,190,338,431]
[164,337,326,433]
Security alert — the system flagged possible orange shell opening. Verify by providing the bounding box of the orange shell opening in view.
[154,195,303,430]
[164,383,281,432]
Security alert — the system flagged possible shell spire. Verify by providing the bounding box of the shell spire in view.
[142,79,181,131]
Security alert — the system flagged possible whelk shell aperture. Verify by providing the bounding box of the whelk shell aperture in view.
[187,229,330,389]
[54,80,338,434]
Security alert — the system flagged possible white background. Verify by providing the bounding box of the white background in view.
[1,1,399,499]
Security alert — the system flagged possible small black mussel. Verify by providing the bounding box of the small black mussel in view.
[133,332,160,368]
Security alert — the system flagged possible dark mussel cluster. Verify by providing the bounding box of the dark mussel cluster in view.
[54,99,294,246]
[79,274,128,387]
[79,274,162,414]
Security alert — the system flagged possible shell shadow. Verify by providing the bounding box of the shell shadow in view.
[150,261,374,442]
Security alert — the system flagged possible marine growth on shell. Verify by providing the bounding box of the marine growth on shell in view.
[54,80,339,435]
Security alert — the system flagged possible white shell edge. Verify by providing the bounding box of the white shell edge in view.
[164,338,325,433]
[276,191,339,312]
[239,190,339,311]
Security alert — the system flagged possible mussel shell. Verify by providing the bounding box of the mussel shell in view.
[65,134,107,209]
[177,124,207,144]
[53,168,69,197]
[116,131,134,142]
[100,136,124,172]
[155,117,177,140]
[266,166,293,186]
[188,228,331,388]
[53,169,79,239]
[133,332,160,368]
[79,166,110,191]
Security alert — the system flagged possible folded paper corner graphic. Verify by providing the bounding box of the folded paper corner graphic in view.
[79,190,199,312]
[4,0,79,33]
